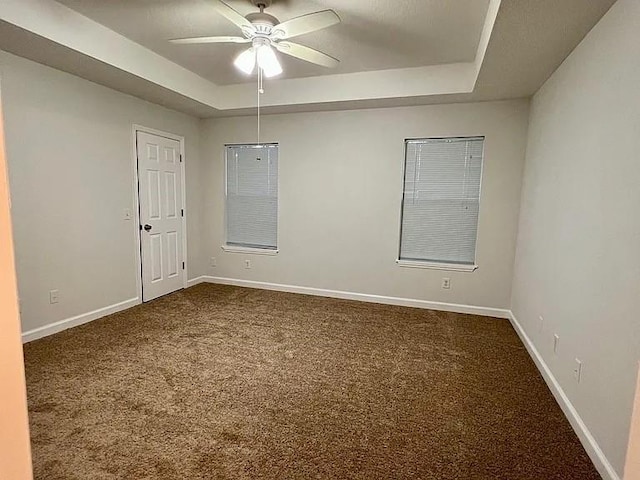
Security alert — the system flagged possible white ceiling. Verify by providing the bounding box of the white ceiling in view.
[0,0,616,117]
[54,0,491,85]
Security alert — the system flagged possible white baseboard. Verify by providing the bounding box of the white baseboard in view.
[18,278,616,478]
[186,277,204,288]
[22,297,140,343]
[187,275,511,319]
[508,311,620,480]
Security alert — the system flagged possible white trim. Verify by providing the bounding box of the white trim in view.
[186,277,205,288]
[133,125,184,144]
[132,125,188,302]
[508,311,620,480]
[131,126,143,303]
[221,245,279,255]
[396,259,478,272]
[21,297,140,343]
[186,276,510,318]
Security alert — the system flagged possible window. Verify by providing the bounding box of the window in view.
[398,137,484,269]
[225,143,278,251]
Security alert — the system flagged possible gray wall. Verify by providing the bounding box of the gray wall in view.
[0,51,203,333]
[200,100,529,310]
[511,0,640,474]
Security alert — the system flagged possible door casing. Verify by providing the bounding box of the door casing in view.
[132,125,188,302]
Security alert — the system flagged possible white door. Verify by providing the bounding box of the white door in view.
[136,131,184,302]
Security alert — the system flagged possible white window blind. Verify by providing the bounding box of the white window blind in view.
[399,137,484,265]
[225,144,278,250]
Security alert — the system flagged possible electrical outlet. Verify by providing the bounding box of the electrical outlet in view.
[553,334,560,354]
[244,259,251,269]
[49,289,59,304]
[574,358,582,383]
[441,278,451,289]
[210,257,217,268]
[538,315,544,333]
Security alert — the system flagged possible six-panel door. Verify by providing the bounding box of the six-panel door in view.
[136,131,184,302]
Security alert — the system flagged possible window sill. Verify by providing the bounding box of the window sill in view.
[221,245,279,256]
[396,259,478,272]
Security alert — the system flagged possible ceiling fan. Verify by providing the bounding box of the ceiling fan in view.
[170,0,341,78]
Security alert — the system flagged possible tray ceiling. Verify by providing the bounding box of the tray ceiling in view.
[0,0,616,117]
[55,0,491,85]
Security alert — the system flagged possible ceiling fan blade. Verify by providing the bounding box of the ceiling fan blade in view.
[170,35,250,45]
[211,0,254,33]
[271,10,340,39]
[274,41,339,68]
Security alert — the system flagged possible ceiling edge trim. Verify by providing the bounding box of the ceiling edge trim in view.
[473,0,502,82]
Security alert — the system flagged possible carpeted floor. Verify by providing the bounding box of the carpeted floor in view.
[24,284,601,479]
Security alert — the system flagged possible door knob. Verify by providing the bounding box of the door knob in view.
[143,224,152,231]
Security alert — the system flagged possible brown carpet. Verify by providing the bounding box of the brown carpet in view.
[24,284,601,479]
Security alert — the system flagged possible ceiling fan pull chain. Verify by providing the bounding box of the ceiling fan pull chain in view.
[257,67,262,144]
[259,64,264,94]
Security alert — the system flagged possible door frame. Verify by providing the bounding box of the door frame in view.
[131,124,188,302]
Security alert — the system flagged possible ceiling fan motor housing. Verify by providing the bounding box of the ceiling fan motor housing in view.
[248,0,278,31]
[246,11,280,35]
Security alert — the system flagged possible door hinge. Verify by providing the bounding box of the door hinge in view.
[182,262,185,270]
[181,209,184,217]
[179,154,183,163]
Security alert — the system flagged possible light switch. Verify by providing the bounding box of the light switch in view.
[49,290,59,304]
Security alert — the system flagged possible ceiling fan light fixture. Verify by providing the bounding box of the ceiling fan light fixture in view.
[257,44,282,78]
[175,1,340,78]
[234,47,256,75]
